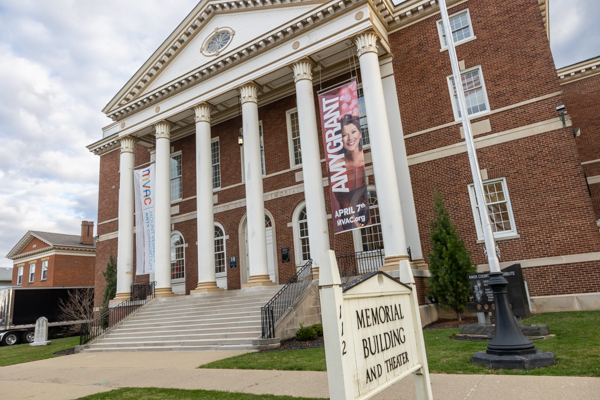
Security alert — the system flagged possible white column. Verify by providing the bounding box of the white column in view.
[239,84,274,287]
[355,32,409,268]
[191,104,222,293]
[154,121,175,297]
[148,148,156,285]
[293,61,331,276]
[114,137,135,302]
[380,56,427,269]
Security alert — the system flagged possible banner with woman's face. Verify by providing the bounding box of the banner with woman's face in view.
[318,80,371,234]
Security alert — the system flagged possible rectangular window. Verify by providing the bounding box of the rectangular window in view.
[170,152,182,202]
[17,266,23,285]
[286,109,302,167]
[447,66,489,120]
[211,138,221,189]
[41,260,48,280]
[357,85,370,147]
[468,178,517,240]
[29,263,35,283]
[240,121,266,180]
[437,9,474,49]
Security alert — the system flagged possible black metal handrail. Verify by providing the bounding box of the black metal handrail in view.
[80,281,156,345]
[336,248,384,278]
[261,260,313,339]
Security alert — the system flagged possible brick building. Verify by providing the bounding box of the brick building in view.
[87,0,600,313]
[6,222,96,287]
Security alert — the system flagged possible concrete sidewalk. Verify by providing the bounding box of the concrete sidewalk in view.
[0,351,598,400]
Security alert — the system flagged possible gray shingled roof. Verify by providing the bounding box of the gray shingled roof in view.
[31,231,95,248]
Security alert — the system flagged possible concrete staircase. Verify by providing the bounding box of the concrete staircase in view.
[84,285,283,352]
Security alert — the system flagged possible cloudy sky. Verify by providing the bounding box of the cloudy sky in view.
[0,0,597,270]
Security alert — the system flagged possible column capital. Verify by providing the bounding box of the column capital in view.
[154,121,172,139]
[119,136,135,153]
[355,31,379,58]
[193,103,213,123]
[292,60,314,83]
[238,84,259,105]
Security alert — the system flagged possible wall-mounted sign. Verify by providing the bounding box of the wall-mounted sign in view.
[320,251,432,400]
[281,248,290,263]
[229,256,237,269]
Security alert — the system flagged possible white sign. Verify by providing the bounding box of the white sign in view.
[319,251,433,400]
[134,165,155,275]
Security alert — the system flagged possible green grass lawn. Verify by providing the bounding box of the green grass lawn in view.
[0,336,80,367]
[200,311,600,377]
[77,388,324,400]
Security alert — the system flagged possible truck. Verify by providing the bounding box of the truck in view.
[0,286,93,346]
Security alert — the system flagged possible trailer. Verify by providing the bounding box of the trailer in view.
[0,286,92,346]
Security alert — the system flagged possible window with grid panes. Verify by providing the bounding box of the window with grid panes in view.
[29,263,35,283]
[170,234,185,279]
[298,207,310,262]
[41,260,48,280]
[437,9,474,49]
[17,266,23,285]
[448,67,489,119]
[170,153,182,201]
[357,86,370,146]
[468,178,517,240]
[360,191,384,251]
[287,110,302,166]
[214,225,226,274]
[211,139,221,189]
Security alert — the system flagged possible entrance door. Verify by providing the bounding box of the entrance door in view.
[243,214,276,284]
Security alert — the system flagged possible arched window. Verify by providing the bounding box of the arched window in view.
[265,214,272,228]
[360,191,384,252]
[171,233,185,279]
[214,225,226,275]
[293,203,311,265]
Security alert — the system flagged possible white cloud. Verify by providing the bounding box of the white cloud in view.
[0,0,198,268]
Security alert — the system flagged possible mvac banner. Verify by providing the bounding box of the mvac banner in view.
[134,165,156,275]
[318,81,371,234]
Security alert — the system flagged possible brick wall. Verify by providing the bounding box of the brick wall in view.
[561,73,600,218]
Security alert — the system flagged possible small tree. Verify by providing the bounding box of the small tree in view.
[426,190,476,320]
[58,288,94,335]
[100,254,117,315]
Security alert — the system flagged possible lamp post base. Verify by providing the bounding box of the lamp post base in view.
[472,350,555,370]
[471,272,555,369]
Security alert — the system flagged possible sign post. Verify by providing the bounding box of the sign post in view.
[319,250,432,399]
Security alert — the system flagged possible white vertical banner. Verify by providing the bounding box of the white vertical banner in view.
[134,165,156,275]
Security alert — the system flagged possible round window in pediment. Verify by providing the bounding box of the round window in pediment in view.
[201,28,234,56]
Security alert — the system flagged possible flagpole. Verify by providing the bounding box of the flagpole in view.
[438,0,554,368]
[437,0,500,274]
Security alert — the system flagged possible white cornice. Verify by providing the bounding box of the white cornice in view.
[9,244,95,261]
[557,56,600,85]
[104,0,357,121]
[87,134,119,156]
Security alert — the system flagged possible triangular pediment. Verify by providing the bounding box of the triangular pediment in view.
[142,5,322,95]
[6,232,52,260]
[104,0,327,115]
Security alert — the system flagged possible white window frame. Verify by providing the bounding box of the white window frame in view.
[29,263,35,283]
[41,260,48,281]
[170,232,185,281]
[352,187,385,253]
[214,223,227,277]
[468,178,518,241]
[211,137,221,189]
[240,121,266,181]
[446,66,490,121]
[286,108,302,168]
[17,266,23,285]
[292,202,311,266]
[170,151,183,203]
[436,9,475,50]
[356,83,371,149]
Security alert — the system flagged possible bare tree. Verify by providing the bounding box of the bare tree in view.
[58,288,94,335]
